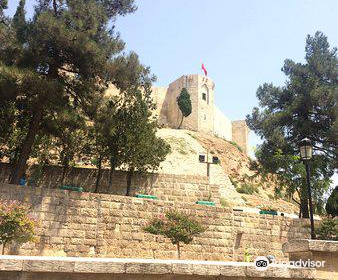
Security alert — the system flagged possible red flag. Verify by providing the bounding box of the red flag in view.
[201,63,207,76]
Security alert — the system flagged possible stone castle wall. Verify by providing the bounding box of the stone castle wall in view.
[232,120,250,155]
[105,74,250,154]
[152,74,250,154]
[197,75,215,134]
[0,163,222,204]
[0,184,310,260]
[151,86,169,125]
[166,75,199,131]
[155,75,215,134]
[213,106,232,141]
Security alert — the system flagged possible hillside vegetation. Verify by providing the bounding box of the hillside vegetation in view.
[157,128,299,214]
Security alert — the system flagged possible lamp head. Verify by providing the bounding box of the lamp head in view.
[299,138,313,160]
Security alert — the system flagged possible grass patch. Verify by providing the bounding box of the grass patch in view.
[236,183,259,195]
[267,194,275,200]
[187,132,198,140]
[229,177,238,188]
[165,137,193,155]
[220,198,230,207]
[241,196,247,202]
[228,141,243,152]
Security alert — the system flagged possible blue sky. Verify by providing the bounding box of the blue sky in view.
[5,1,338,185]
[6,0,337,146]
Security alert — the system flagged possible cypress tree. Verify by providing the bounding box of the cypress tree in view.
[177,88,192,129]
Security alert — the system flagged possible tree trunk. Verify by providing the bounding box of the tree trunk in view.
[108,157,117,189]
[294,190,302,218]
[94,156,102,193]
[108,167,114,190]
[176,243,181,259]
[1,241,6,255]
[300,185,309,218]
[178,115,184,129]
[9,106,43,185]
[60,158,69,186]
[126,169,133,196]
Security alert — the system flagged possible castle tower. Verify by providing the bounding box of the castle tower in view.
[153,74,250,155]
[232,120,250,155]
[164,74,215,134]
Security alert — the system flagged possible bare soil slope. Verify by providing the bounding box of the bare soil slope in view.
[157,128,298,214]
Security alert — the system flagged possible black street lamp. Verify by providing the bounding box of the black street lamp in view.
[299,138,315,239]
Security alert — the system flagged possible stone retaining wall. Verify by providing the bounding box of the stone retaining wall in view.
[0,163,221,203]
[0,184,310,261]
[283,239,338,280]
[0,256,316,280]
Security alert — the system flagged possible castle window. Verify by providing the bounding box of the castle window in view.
[201,84,209,104]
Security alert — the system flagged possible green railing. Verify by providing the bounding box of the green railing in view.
[196,201,215,206]
[59,185,83,192]
[135,194,158,200]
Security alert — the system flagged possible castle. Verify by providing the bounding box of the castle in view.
[151,74,250,154]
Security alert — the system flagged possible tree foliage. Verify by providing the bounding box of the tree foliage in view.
[0,0,139,184]
[0,0,170,191]
[177,88,192,129]
[326,186,338,217]
[0,200,36,255]
[315,216,338,241]
[118,88,171,195]
[247,32,337,217]
[143,211,206,259]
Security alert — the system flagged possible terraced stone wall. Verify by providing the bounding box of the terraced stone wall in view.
[0,184,310,261]
[0,163,221,203]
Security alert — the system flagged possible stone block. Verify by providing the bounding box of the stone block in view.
[22,259,75,273]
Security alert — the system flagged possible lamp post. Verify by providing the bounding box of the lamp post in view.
[299,138,315,239]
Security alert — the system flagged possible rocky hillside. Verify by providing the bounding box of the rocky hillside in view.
[156,128,299,214]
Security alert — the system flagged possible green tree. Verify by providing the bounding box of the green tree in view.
[85,96,118,193]
[0,0,7,23]
[0,200,36,255]
[247,32,337,218]
[119,88,171,196]
[326,186,338,217]
[0,0,142,184]
[143,211,206,259]
[43,107,88,185]
[315,217,338,240]
[177,88,192,129]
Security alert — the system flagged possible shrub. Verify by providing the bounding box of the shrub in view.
[187,132,197,140]
[260,206,277,212]
[267,194,275,200]
[236,183,259,195]
[220,198,230,207]
[326,186,337,217]
[165,137,192,155]
[229,141,243,152]
[241,196,248,202]
[274,188,285,199]
[315,217,338,241]
[243,246,253,262]
[143,211,206,259]
[229,177,238,188]
[0,200,37,255]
